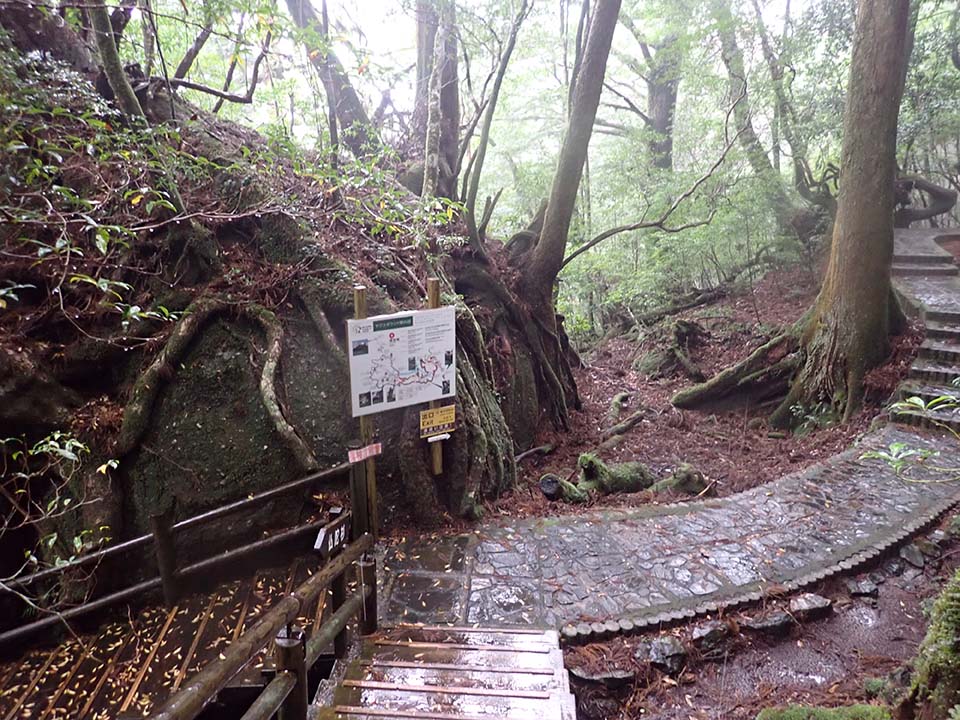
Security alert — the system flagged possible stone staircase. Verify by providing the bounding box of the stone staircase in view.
[893,233,960,433]
[315,625,575,720]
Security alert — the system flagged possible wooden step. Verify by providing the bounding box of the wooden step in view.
[318,625,575,720]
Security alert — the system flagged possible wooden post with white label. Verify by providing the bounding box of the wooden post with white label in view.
[353,285,379,538]
[426,278,444,476]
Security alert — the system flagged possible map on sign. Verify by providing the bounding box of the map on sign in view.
[347,306,456,417]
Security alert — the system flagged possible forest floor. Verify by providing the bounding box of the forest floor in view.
[564,511,960,720]
[484,267,923,520]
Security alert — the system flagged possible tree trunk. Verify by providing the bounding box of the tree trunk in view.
[647,73,679,171]
[286,0,382,158]
[769,0,911,427]
[526,0,622,291]
[419,0,459,199]
[712,0,794,232]
[504,0,620,426]
[89,0,145,119]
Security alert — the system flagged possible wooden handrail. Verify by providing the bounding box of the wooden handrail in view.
[148,532,374,720]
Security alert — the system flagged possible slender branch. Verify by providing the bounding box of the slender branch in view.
[561,120,744,269]
[464,0,531,255]
[173,24,213,79]
[162,30,271,105]
[602,82,652,126]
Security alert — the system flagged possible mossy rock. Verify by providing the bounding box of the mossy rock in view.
[755,706,891,720]
[124,319,298,563]
[900,568,960,718]
[633,348,673,378]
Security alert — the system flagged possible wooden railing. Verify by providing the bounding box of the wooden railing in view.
[148,457,379,720]
[0,461,352,649]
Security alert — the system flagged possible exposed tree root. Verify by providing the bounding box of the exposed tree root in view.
[116,298,318,471]
[245,306,320,472]
[455,263,576,428]
[601,408,649,440]
[115,298,224,457]
[671,330,801,410]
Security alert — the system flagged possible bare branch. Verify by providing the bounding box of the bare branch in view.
[561,115,746,269]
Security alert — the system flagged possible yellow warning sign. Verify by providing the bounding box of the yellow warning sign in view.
[420,405,456,438]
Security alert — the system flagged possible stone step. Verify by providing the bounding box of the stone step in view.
[925,320,960,340]
[891,403,960,432]
[893,252,955,265]
[909,360,960,385]
[892,263,959,277]
[899,382,960,403]
[926,309,960,325]
[920,339,960,362]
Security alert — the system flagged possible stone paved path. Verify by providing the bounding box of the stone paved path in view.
[381,229,960,641]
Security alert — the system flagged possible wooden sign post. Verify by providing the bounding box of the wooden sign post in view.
[353,285,379,537]
[426,278,444,476]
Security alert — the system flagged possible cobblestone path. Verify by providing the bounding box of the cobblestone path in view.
[381,228,960,642]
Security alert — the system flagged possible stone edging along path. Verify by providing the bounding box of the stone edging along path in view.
[380,228,960,644]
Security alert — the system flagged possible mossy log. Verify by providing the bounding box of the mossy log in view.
[896,568,960,720]
[578,453,657,494]
[541,455,710,503]
[649,464,711,495]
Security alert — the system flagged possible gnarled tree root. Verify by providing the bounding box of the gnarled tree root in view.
[116,298,318,471]
[671,331,801,410]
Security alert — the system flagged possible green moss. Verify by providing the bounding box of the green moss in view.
[577,453,656,494]
[863,678,889,699]
[905,568,960,717]
[755,705,891,720]
[649,464,709,495]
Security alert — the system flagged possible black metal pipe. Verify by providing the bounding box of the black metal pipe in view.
[0,516,333,649]
[6,463,349,592]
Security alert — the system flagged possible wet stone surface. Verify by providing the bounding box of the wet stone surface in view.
[380,424,960,629]
[378,230,960,630]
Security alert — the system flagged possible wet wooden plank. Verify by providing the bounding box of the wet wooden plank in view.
[118,605,179,714]
[1,646,61,720]
[83,606,170,719]
[41,623,127,720]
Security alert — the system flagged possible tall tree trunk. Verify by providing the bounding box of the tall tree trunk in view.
[646,61,679,171]
[769,0,911,427]
[89,0,145,120]
[286,0,382,158]
[712,0,794,233]
[512,0,621,424]
[526,0,621,291]
[418,0,460,198]
[618,16,682,171]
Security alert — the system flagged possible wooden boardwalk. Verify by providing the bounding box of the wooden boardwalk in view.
[0,558,338,719]
[316,625,575,720]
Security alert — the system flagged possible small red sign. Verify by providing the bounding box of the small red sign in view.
[348,443,382,463]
